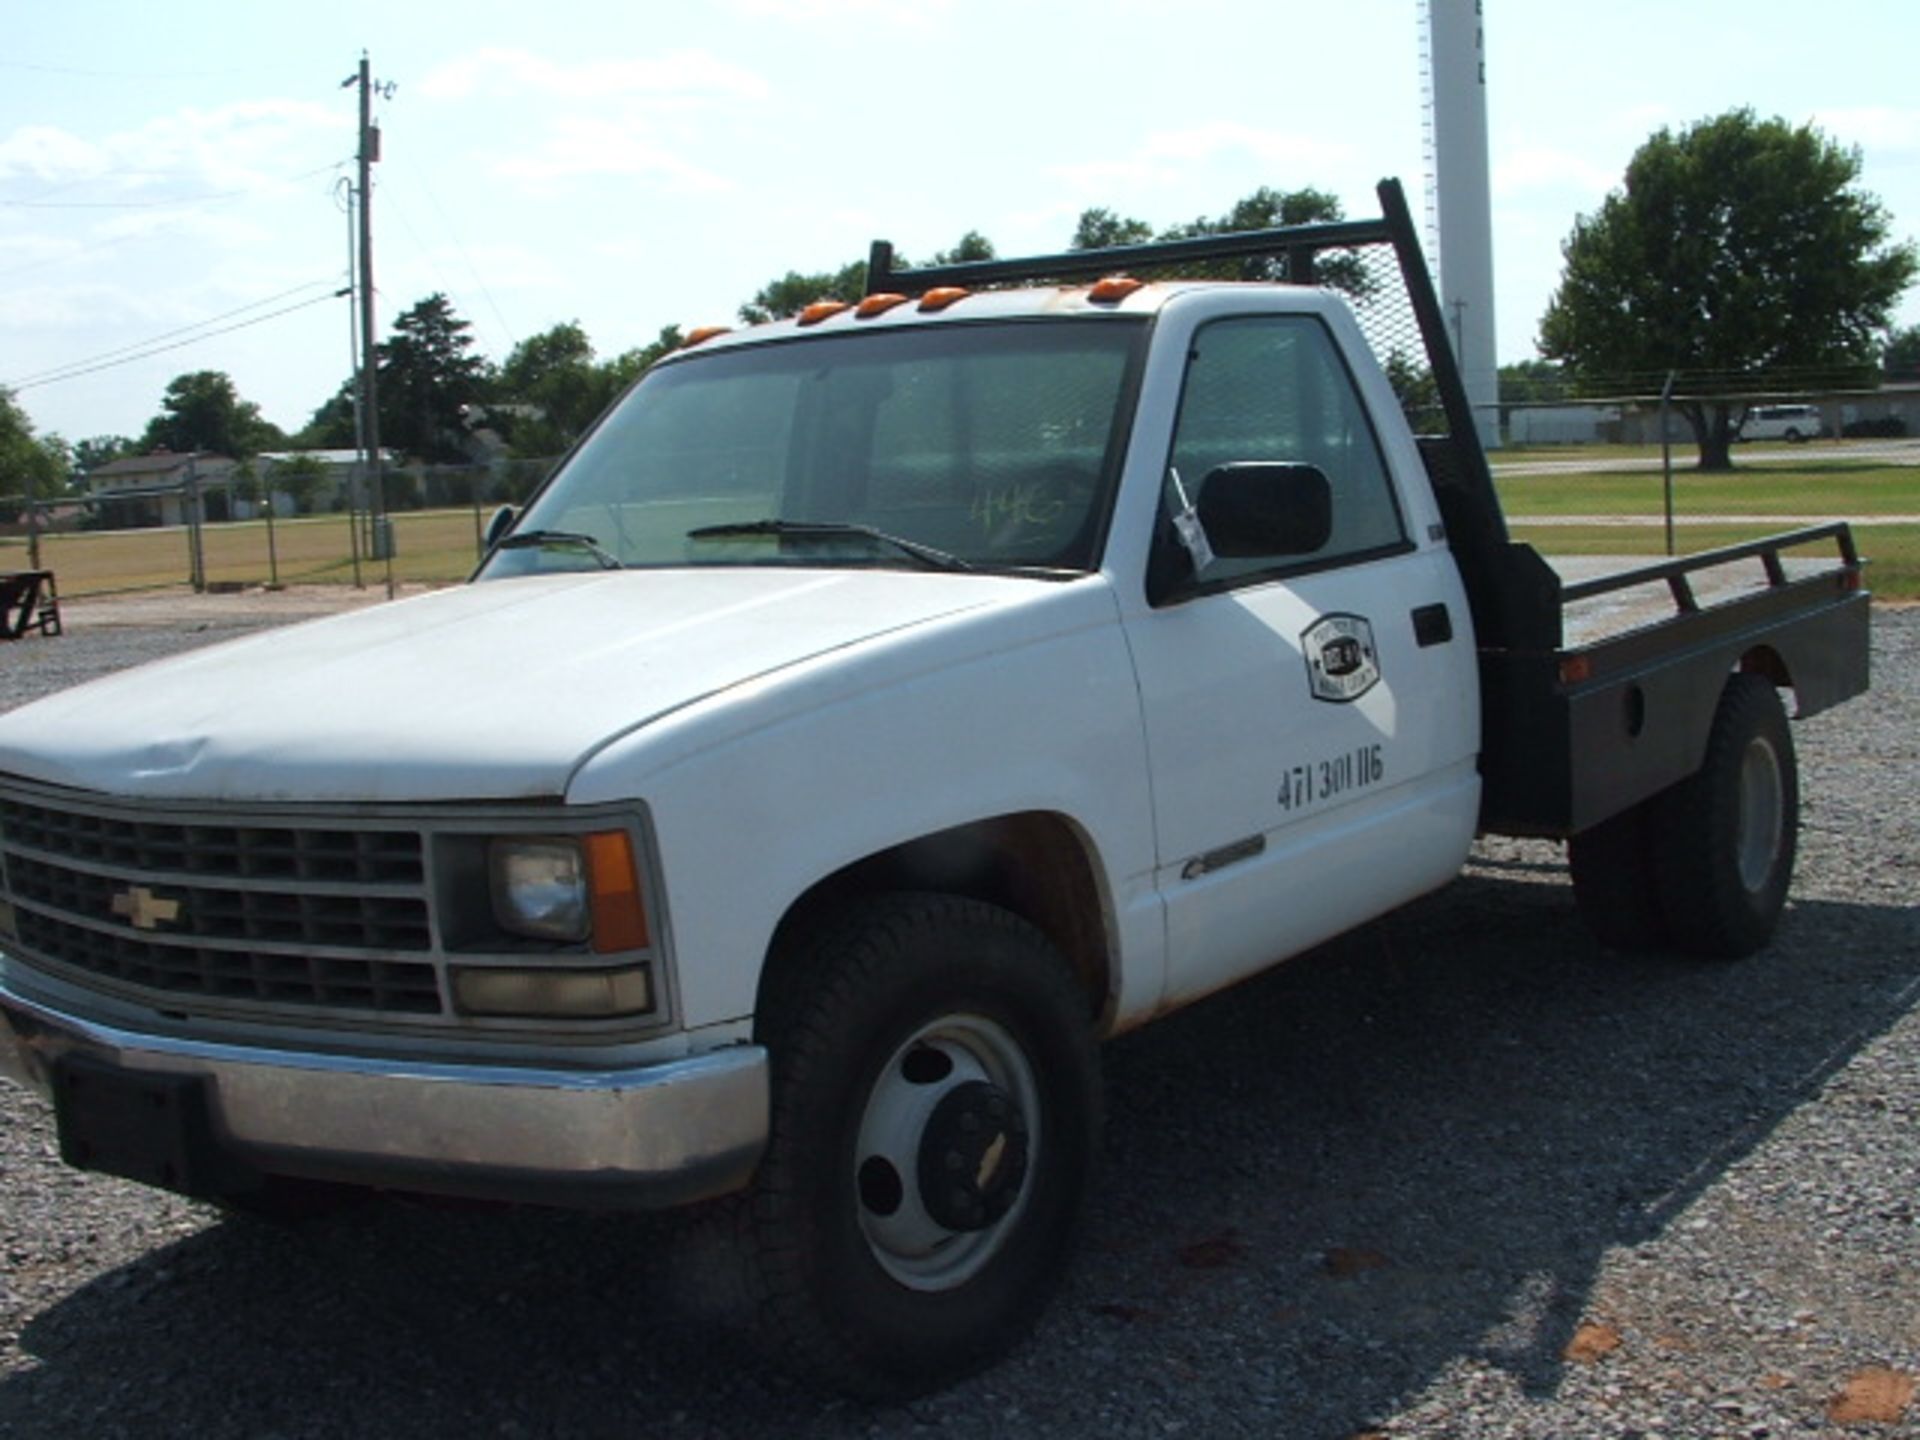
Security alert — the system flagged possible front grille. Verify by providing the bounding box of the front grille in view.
[7,855,431,951]
[13,909,441,1013]
[0,797,424,885]
[0,789,443,1021]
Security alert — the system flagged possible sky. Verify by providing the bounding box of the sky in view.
[4,0,1919,447]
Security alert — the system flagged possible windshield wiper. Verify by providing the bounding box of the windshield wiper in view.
[495,529,623,569]
[686,520,974,573]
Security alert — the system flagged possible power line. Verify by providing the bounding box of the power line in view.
[4,278,346,387]
[0,162,351,282]
[391,156,518,353]
[5,288,348,391]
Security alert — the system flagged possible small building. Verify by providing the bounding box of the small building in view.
[254,450,398,516]
[86,452,238,528]
[1507,404,1621,446]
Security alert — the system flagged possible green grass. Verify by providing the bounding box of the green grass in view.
[1493,462,1920,517]
[1,510,491,595]
[1496,442,1669,464]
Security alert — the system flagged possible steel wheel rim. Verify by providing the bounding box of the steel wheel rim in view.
[1736,735,1785,893]
[853,1013,1039,1292]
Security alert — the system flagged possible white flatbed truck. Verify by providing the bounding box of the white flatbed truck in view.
[0,181,1868,1396]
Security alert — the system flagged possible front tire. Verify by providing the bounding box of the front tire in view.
[750,894,1099,1399]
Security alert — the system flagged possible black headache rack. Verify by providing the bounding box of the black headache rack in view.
[869,177,1565,657]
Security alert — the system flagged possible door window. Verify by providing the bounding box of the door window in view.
[1162,316,1409,592]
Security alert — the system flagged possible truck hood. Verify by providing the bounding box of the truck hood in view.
[0,570,1035,803]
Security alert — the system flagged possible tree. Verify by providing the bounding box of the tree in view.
[609,325,685,383]
[229,461,261,511]
[1382,350,1442,432]
[72,435,134,477]
[740,232,1002,324]
[932,231,996,265]
[377,293,493,463]
[1540,109,1917,470]
[298,382,358,450]
[1071,208,1154,252]
[269,453,329,515]
[1498,359,1571,407]
[1069,186,1366,295]
[740,259,871,325]
[141,371,284,458]
[490,321,611,456]
[1885,324,1920,381]
[0,388,69,512]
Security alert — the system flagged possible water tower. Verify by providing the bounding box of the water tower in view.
[1422,0,1499,448]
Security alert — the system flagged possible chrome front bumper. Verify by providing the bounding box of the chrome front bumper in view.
[0,975,768,1209]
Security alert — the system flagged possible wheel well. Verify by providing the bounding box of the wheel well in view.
[1738,644,1794,708]
[759,813,1112,1023]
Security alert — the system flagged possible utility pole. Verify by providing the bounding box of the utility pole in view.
[337,176,364,588]
[345,53,394,597]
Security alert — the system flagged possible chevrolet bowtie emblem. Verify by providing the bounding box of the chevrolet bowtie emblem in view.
[111,885,181,931]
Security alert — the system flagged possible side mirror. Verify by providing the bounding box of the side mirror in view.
[483,504,519,553]
[1195,462,1331,557]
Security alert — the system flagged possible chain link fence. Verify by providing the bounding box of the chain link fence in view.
[0,460,558,598]
[1487,402,1919,600]
[5,370,1915,606]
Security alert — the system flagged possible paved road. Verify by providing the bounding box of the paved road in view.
[1512,513,1920,526]
[1490,437,1920,476]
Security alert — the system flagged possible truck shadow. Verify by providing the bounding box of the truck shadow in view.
[4,866,1916,1439]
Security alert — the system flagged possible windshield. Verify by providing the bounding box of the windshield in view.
[480,318,1146,579]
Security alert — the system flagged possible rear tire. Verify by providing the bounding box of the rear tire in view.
[749,894,1099,1400]
[1649,674,1799,958]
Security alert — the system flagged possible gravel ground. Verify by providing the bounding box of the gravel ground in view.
[1,592,1916,1440]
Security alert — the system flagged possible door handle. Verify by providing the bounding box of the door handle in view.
[1412,603,1453,647]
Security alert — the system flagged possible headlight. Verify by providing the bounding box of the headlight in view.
[490,839,590,942]
[487,831,651,952]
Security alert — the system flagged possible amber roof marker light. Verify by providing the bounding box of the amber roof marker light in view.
[797,300,852,326]
[917,287,972,312]
[1088,275,1145,304]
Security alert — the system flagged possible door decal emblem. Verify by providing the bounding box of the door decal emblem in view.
[1302,614,1380,703]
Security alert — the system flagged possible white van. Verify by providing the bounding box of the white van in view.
[1740,404,1822,442]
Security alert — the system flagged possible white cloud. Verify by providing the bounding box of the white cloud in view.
[0,102,346,199]
[0,126,110,183]
[418,48,767,105]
